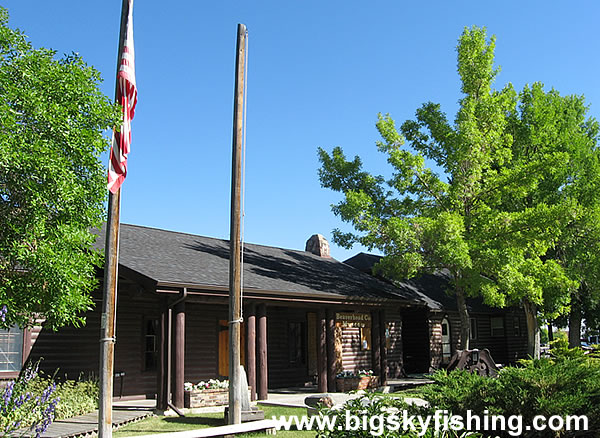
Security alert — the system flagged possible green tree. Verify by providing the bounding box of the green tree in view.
[507,83,600,349]
[0,8,119,329]
[318,26,593,358]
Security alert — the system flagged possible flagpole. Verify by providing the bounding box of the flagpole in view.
[228,23,247,426]
[99,1,130,436]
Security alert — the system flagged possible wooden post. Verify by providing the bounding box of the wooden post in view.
[156,300,168,411]
[371,310,381,378]
[246,303,256,401]
[257,304,268,400]
[379,310,387,385]
[98,2,130,436]
[228,23,247,425]
[173,301,185,409]
[317,309,327,392]
[326,310,336,393]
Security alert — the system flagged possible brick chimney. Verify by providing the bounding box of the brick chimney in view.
[305,234,331,258]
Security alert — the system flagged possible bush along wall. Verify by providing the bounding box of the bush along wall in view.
[317,347,599,437]
[421,350,600,437]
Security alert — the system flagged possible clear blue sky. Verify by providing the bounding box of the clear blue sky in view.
[4,1,599,261]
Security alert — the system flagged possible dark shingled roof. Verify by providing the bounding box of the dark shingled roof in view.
[95,224,429,304]
[344,253,497,313]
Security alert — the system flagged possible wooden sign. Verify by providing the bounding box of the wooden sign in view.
[336,312,371,328]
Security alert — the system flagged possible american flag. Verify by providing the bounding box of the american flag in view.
[108,0,137,194]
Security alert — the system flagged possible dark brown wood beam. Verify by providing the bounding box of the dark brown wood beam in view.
[326,309,336,393]
[246,303,257,401]
[156,299,168,411]
[257,304,268,400]
[317,308,327,392]
[379,309,387,385]
[173,301,185,409]
[371,310,381,379]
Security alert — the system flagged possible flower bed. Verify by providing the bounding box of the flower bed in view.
[183,379,251,408]
[335,370,379,392]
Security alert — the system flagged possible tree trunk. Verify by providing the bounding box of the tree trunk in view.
[523,300,540,359]
[568,297,582,348]
[456,287,470,350]
[547,322,554,343]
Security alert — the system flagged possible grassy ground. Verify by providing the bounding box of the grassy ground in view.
[113,388,431,437]
[389,385,430,399]
[113,404,314,438]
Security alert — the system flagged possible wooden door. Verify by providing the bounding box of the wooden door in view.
[218,319,245,377]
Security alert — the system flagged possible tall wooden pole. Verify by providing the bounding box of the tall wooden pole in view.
[98,2,130,437]
[228,23,247,425]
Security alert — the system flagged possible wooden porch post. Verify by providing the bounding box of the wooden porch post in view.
[326,309,336,393]
[156,299,168,411]
[246,303,257,401]
[379,309,387,385]
[317,308,327,392]
[257,304,268,400]
[371,310,381,379]
[173,301,185,409]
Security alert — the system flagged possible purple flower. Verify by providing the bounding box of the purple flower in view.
[0,305,7,322]
[23,362,39,383]
[40,382,56,404]
[2,381,15,410]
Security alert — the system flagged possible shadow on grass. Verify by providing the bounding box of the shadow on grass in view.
[162,416,225,427]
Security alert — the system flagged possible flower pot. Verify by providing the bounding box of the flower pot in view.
[335,376,379,392]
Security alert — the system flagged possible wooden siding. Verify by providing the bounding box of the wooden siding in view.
[184,304,223,383]
[267,307,310,388]
[29,285,160,398]
[505,310,528,363]
[340,325,372,372]
[429,317,442,370]
[429,308,529,368]
[385,309,403,378]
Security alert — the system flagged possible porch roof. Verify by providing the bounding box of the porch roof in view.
[95,224,428,305]
[344,252,499,313]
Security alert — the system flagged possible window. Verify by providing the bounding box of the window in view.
[491,317,504,337]
[288,322,306,364]
[441,318,451,364]
[360,327,372,351]
[144,319,158,371]
[513,317,521,337]
[470,318,478,340]
[0,326,23,372]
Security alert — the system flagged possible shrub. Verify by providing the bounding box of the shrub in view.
[420,370,493,415]
[28,374,99,420]
[0,362,59,437]
[1,364,98,437]
[317,393,482,438]
[422,354,600,437]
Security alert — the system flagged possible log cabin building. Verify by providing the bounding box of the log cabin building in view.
[2,224,429,408]
[0,224,528,409]
[344,253,529,370]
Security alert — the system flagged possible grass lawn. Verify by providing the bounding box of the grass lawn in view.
[113,404,314,438]
[389,385,430,399]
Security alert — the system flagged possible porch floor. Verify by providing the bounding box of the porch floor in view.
[22,376,435,438]
[15,399,155,438]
